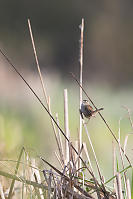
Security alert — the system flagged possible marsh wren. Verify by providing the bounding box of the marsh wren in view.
[80,100,104,120]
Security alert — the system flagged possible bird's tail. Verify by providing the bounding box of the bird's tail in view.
[93,108,104,114]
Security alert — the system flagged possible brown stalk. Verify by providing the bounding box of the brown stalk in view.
[83,121,103,183]
[112,141,116,191]
[118,118,127,196]
[28,19,64,166]
[83,142,94,175]
[79,18,84,169]
[64,89,70,165]
[78,18,102,199]
[123,106,133,129]
[116,173,123,199]
[55,113,65,165]
[126,178,131,199]
[0,182,5,199]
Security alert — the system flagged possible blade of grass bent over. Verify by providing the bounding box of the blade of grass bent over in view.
[8,147,24,199]
[105,165,131,185]
[0,170,51,190]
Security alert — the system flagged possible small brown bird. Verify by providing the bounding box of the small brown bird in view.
[79,100,104,119]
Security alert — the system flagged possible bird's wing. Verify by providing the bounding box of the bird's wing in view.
[86,105,93,112]
[84,105,93,117]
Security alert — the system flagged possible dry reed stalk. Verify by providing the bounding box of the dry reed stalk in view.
[48,97,64,166]
[54,152,64,170]
[28,19,63,165]
[79,18,84,169]
[74,144,83,168]
[123,106,133,154]
[25,153,34,195]
[27,19,48,103]
[83,122,106,199]
[126,178,131,199]
[41,157,94,199]
[33,173,43,199]
[118,118,127,196]
[55,113,65,165]
[83,142,94,175]
[41,157,117,199]
[64,89,70,165]
[83,121,102,182]
[74,140,79,171]
[124,134,131,155]
[0,182,5,199]
[116,173,123,199]
[112,141,116,191]
[68,142,74,179]
[123,106,133,129]
[31,159,44,199]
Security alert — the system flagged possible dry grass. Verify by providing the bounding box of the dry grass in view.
[0,18,132,199]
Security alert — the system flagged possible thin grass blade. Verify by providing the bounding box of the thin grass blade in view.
[8,147,24,199]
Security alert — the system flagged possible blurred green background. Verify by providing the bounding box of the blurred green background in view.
[0,0,133,180]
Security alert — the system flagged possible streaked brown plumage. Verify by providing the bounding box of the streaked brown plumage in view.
[80,100,104,119]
